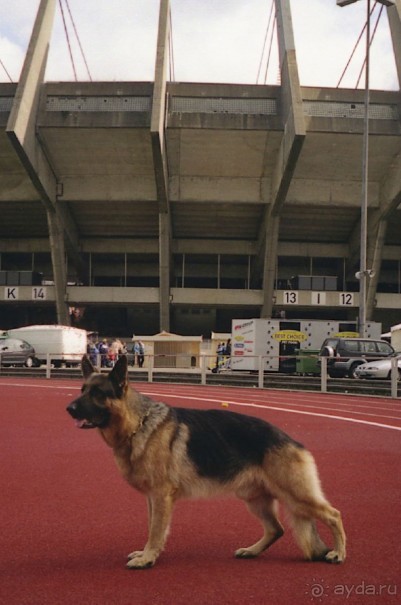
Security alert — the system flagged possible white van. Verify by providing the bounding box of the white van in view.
[7,325,87,367]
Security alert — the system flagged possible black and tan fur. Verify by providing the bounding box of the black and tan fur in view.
[66,355,346,569]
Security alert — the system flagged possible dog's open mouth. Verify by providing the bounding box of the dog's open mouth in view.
[75,419,97,429]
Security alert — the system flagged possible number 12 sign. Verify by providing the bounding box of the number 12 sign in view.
[339,292,354,306]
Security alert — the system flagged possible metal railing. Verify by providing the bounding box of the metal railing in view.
[0,353,399,399]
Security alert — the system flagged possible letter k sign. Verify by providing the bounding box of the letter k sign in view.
[5,287,18,300]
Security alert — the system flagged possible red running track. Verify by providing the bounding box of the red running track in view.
[1,378,400,605]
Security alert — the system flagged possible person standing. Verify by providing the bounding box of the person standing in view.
[137,340,145,368]
[98,339,109,367]
[133,341,140,366]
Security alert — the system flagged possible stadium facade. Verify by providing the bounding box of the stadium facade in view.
[0,0,400,337]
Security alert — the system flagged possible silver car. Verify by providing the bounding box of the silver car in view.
[0,337,40,367]
[355,354,401,380]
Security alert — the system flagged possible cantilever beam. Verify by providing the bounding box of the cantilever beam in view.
[6,0,87,323]
[151,0,173,331]
[258,0,306,317]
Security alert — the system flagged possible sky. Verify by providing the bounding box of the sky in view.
[0,0,399,90]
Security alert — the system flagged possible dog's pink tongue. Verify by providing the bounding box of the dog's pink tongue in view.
[75,419,87,428]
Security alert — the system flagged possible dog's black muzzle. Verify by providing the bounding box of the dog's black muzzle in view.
[66,398,109,429]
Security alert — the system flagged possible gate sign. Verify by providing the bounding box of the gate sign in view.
[5,287,18,300]
[3,286,47,300]
[32,287,47,300]
[272,330,307,343]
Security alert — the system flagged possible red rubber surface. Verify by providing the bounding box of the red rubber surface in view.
[1,378,400,604]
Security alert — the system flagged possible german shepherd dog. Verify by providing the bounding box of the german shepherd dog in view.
[66,355,346,569]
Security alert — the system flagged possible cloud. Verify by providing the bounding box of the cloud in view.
[291,0,397,89]
[0,0,398,89]
[171,1,276,83]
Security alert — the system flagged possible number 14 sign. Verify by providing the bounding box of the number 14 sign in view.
[32,287,47,300]
[4,286,47,300]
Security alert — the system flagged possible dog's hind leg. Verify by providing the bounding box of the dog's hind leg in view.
[235,494,284,559]
[127,492,174,569]
[289,514,330,561]
[311,502,346,564]
[268,446,346,563]
[289,501,346,564]
[277,453,346,563]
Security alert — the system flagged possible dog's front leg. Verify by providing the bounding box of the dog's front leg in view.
[127,497,153,563]
[127,492,174,569]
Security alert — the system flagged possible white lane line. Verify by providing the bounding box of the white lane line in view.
[142,390,401,432]
[1,380,400,431]
[2,378,399,411]
[142,387,401,419]
[138,384,401,412]
[0,381,80,390]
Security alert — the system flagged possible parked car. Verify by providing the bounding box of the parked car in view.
[319,337,395,379]
[354,354,401,380]
[0,337,40,367]
[7,325,87,367]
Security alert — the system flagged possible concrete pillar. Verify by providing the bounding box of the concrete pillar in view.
[152,0,171,332]
[387,0,401,89]
[261,216,280,318]
[275,0,305,136]
[260,0,305,317]
[151,0,170,212]
[159,212,171,332]
[6,0,70,325]
[366,215,387,319]
[47,209,70,324]
[6,0,57,208]
[365,18,401,315]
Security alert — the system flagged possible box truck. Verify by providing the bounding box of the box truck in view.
[231,319,382,373]
[7,325,87,367]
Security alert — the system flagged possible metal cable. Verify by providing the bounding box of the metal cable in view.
[0,58,13,82]
[355,3,384,89]
[264,14,277,84]
[336,1,380,89]
[256,0,275,84]
[59,0,77,80]
[64,0,92,81]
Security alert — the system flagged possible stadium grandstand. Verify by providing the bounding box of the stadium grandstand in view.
[0,0,400,338]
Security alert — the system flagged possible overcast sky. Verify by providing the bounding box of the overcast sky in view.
[0,0,398,90]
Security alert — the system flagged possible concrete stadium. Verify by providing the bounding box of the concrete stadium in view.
[0,0,400,338]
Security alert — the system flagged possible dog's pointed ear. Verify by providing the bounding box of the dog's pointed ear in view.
[109,355,128,395]
[82,354,97,379]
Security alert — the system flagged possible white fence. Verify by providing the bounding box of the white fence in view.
[0,353,399,399]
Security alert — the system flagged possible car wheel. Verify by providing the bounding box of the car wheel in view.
[348,362,362,379]
[25,356,34,368]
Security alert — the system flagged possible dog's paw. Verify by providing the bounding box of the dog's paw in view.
[324,550,345,564]
[127,550,143,560]
[126,554,155,569]
[234,547,258,559]
[311,548,330,562]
